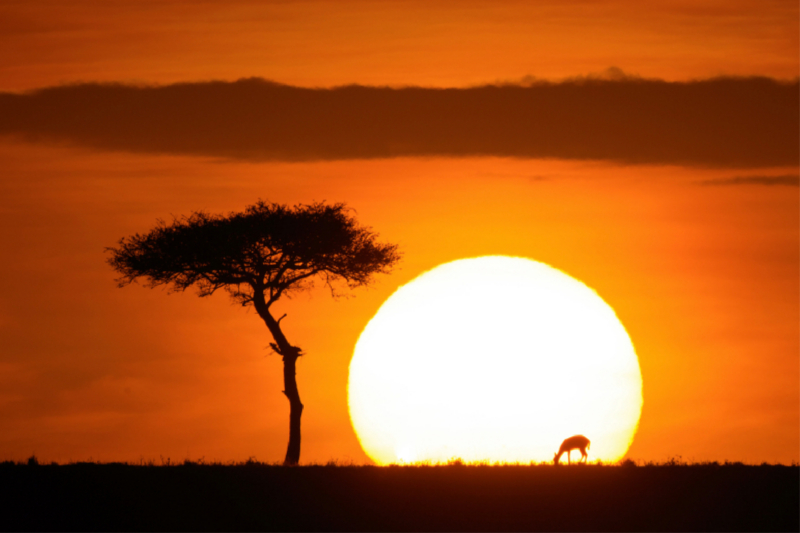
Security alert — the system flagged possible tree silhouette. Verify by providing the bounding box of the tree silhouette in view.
[106,201,400,464]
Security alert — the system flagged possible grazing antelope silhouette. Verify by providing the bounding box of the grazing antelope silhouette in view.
[554,435,590,465]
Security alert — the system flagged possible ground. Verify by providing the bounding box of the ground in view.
[2,460,797,531]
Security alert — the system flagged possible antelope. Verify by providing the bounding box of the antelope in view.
[553,435,590,465]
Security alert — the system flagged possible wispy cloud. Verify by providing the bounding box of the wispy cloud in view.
[0,76,796,166]
[701,175,799,187]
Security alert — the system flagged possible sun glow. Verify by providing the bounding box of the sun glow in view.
[348,256,643,465]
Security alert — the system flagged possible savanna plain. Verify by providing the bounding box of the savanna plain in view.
[2,458,797,532]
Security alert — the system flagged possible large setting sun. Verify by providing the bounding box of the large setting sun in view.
[349,256,643,465]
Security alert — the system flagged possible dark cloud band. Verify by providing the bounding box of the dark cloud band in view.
[1,77,797,166]
[701,175,799,186]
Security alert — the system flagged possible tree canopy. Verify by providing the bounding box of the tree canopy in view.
[108,200,400,306]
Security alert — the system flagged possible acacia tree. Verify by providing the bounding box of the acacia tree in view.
[107,201,400,464]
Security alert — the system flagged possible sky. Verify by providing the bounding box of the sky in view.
[0,0,797,465]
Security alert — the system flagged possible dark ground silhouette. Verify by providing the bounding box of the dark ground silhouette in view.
[2,460,797,531]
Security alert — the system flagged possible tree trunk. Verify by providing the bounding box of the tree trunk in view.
[254,299,304,465]
[282,354,303,465]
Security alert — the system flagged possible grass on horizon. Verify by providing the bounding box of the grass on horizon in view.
[6,454,798,468]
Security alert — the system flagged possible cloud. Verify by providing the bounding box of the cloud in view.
[0,76,797,166]
[701,175,800,187]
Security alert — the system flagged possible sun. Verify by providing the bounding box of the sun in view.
[348,256,643,465]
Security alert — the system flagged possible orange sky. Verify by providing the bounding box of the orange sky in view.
[1,0,798,90]
[0,0,797,464]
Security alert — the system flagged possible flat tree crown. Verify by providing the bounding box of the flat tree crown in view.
[107,201,401,308]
